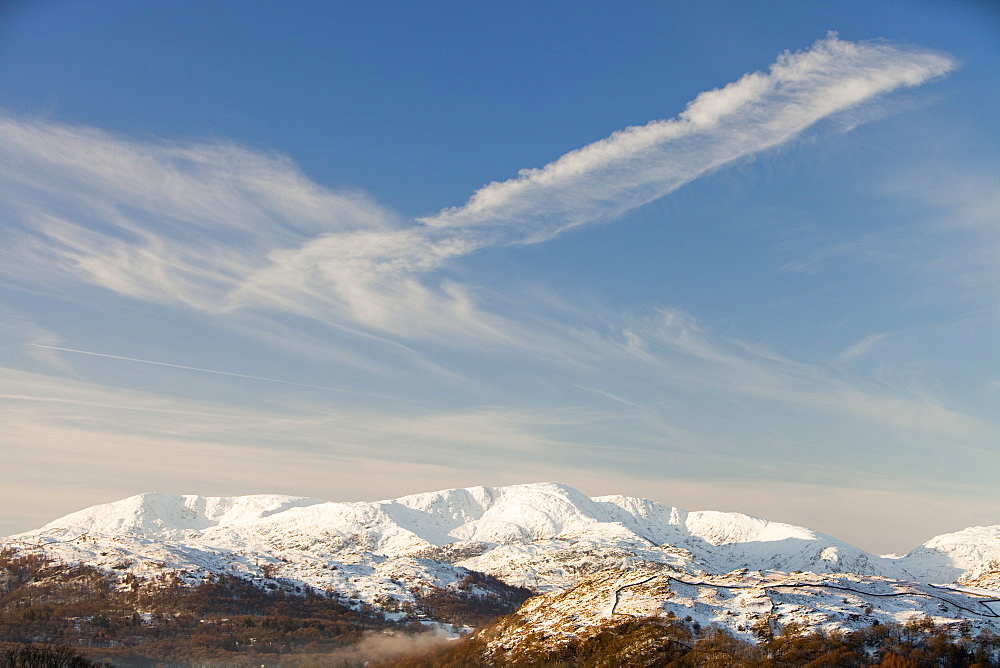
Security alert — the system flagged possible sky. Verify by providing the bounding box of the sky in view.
[0,0,997,554]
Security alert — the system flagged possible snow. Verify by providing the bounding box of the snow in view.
[892,525,1000,586]
[487,568,1000,654]
[4,482,997,624]
[35,492,326,539]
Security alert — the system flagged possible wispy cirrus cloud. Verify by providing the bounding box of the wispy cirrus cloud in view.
[835,333,889,363]
[0,313,70,371]
[423,34,955,239]
[0,35,956,342]
[4,295,996,500]
[238,35,956,335]
[891,170,1000,308]
[0,117,398,310]
[571,307,995,450]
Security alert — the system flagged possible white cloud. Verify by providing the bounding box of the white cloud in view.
[0,35,957,342]
[0,117,398,310]
[0,313,71,371]
[422,34,955,240]
[835,333,889,363]
[235,34,955,339]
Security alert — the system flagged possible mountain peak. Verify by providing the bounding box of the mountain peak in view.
[37,491,326,538]
[8,482,997,610]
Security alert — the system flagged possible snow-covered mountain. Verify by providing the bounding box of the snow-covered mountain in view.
[4,482,998,629]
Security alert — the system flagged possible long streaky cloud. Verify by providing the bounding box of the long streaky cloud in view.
[242,34,957,330]
[0,34,957,340]
[420,34,956,241]
[31,345,425,404]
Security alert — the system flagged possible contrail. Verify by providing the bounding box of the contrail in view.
[32,344,426,404]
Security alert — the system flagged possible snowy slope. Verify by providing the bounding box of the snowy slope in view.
[3,482,997,617]
[479,567,1000,656]
[894,525,1000,587]
[35,492,326,538]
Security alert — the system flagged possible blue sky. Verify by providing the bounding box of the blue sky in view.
[1,0,997,553]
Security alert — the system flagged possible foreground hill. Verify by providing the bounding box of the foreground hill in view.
[385,569,1000,667]
[468,568,1000,655]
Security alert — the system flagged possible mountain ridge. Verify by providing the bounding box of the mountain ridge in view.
[8,483,996,583]
[5,481,998,635]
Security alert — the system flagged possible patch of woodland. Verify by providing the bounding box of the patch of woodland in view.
[410,542,494,563]
[410,572,532,628]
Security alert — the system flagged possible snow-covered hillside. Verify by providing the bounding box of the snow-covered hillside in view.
[477,567,1000,657]
[4,482,997,624]
[892,525,1000,589]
